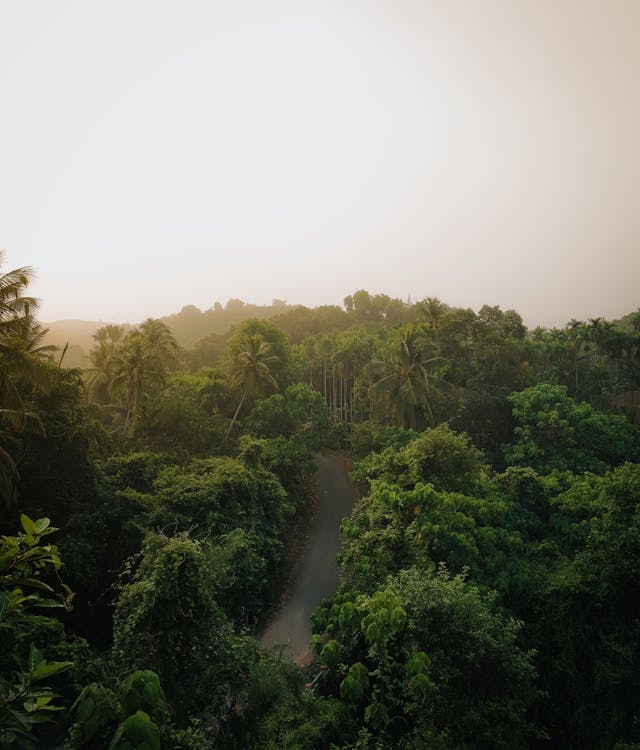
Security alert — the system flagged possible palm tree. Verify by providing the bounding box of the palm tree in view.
[87,321,178,434]
[367,328,438,429]
[86,325,126,405]
[332,328,374,424]
[0,252,52,507]
[112,331,166,434]
[227,334,279,435]
[0,251,38,337]
[416,296,447,333]
[138,318,179,367]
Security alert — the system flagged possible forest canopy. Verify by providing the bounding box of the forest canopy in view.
[1,255,639,749]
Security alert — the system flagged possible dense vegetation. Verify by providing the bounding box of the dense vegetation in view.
[2,254,639,749]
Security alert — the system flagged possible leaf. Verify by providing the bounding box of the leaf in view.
[109,711,161,750]
[319,640,340,669]
[340,662,369,703]
[28,644,44,672]
[21,578,54,593]
[31,659,72,680]
[407,672,433,699]
[20,514,37,536]
[33,518,51,535]
[31,598,64,609]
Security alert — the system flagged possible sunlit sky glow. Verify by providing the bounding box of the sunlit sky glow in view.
[1,0,638,328]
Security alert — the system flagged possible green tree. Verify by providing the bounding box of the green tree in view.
[0,254,59,508]
[526,463,640,747]
[0,515,74,748]
[86,325,126,406]
[227,334,279,435]
[313,568,537,749]
[87,321,178,435]
[367,328,437,429]
[504,383,639,474]
[112,531,260,741]
[353,423,487,494]
[244,383,335,451]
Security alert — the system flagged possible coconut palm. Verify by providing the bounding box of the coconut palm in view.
[111,331,167,434]
[227,334,279,435]
[87,321,178,434]
[0,252,53,507]
[86,325,126,405]
[138,318,179,367]
[367,328,438,429]
[416,296,447,332]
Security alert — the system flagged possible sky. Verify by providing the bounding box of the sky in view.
[0,0,638,328]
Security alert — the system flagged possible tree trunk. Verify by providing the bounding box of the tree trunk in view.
[227,391,246,436]
[323,359,327,401]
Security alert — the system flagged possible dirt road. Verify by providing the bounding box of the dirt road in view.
[259,454,354,664]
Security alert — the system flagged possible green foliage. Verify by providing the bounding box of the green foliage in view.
[526,463,640,747]
[241,433,317,499]
[108,710,161,750]
[57,486,145,646]
[0,514,72,626]
[102,451,170,494]
[0,516,74,748]
[226,318,296,390]
[504,383,639,473]
[0,643,72,749]
[367,327,437,429]
[70,683,119,746]
[349,421,418,458]
[274,303,350,343]
[246,691,357,750]
[343,413,640,747]
[112,532,257,731]
[136,370,229,454]
[5,254,640,749]
[340,476,528,599]
[245,382,336,451]
[119,671,168,721]
[314,569,536,748]
[353,423,487,494]
[99,450,296,626]
[86,319,178,435]
[0,252,55,509]
[340,662,368,703]
[148,457,291,614]
[70,671,181,750]
[15,365,98,525]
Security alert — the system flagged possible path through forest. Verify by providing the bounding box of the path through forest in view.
[259,454,354,664]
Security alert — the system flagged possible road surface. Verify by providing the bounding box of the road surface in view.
[259,454,354,664]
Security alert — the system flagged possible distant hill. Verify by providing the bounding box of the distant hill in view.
[160,299,289,348]
[43,320,132,369]
[44,301,640,369]
[613,309,640,332]
[42,299,293,366]
[43,319,115,352]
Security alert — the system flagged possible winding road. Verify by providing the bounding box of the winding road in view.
[259,454,354,664]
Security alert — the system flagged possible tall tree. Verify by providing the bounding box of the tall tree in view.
[367,328,436,429]
[0,253,54,507]
[86,324,126,405]
[87,321,178,434]
[227,334,279,434]
[138,318,179,368]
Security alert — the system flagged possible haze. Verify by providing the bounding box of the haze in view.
[1,0,638,328]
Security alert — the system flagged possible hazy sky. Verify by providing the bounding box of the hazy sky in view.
[1,1,638,328]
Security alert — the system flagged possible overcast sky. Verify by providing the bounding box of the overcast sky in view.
[1,0,638,328]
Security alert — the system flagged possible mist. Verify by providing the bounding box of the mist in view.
[1,0,638,328]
